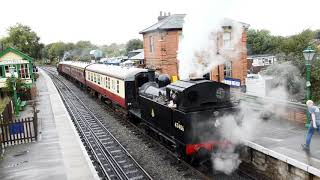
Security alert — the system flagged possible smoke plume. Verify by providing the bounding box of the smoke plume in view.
[210,62,305,174]
[177,0,244,80]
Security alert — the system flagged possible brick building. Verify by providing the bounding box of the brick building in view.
[140,12,249,86]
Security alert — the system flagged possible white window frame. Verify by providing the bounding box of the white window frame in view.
[116,80,119,93]
[224,61,232,78]
[111,80,115,90]
[223,32,232,49]
[149,36,154,53]
[97,74,101,85]
[107,77,110,89]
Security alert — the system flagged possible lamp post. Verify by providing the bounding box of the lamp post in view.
[9,66,19,116]
[303,46,316,127]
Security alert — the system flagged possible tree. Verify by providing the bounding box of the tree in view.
[125,39,143,53]
[2,77,27,97]
[102,43,126,57]
[45,41,98,62]
[1,23,44,59]
[247,29,283,55]
[248,28,320,102]
[46,42,68,61]
[75,41,96,49]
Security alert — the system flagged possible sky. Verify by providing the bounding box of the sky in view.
[1,0,319,45]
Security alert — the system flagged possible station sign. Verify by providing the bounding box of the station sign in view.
[224,77,241,87]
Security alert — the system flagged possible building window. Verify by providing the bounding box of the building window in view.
[0,66,4,77]
[224,61,232,78]
[5,65,9,73]
[149,36,154,53]
[116,80,119,93]
[19,64,30,78]
[20,64,24,78]
[223,32,231,49]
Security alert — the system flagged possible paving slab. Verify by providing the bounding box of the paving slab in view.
[0,69,99,180]
[246,117,320,176]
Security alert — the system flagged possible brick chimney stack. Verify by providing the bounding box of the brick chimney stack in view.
[158,11,170,21]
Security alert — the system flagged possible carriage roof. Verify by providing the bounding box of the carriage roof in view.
[86,63,148,80]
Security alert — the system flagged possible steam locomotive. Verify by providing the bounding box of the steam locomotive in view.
[57,61,237,162]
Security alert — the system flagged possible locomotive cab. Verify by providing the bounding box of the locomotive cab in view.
[126,69,155,109]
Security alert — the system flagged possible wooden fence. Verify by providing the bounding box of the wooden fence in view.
[0,117,38,147]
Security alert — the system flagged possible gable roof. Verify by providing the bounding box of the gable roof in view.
[140,14,186,34]
[140,14,250,34]
[0,47,34,62]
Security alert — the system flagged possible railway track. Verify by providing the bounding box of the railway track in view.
[43,67,152,180]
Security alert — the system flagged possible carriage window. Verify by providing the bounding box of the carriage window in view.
[97,74,101,84]
[116,80,119,93]
[111,80,115,90]
[94,74,96,83]
[107,77,110,89]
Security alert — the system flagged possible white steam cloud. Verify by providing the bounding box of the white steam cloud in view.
[177,0,244,80]
[211,63,304,174]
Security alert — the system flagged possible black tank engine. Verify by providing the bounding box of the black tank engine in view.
[133,77,235,160]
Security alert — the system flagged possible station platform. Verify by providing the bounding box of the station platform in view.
[0,69,99,180]
[244,117,320,178]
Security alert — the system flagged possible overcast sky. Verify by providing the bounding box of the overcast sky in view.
[1,0,319,45]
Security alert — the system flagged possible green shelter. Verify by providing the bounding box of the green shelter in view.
[0,47,35,88]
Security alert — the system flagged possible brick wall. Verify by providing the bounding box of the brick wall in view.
[143,28,248,83]
[210,31,248,85]
[143,30,180,76]
[240,147,318,180]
